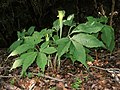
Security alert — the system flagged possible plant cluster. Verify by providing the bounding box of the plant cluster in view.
[7,10,115,76]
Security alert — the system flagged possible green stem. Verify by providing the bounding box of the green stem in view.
[60,20,63,39]
[53,53,58,71]
[57,56,61,71]
[68,25,75,36]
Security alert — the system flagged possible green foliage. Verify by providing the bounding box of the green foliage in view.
[10,58,23,70]
[8,44,34,57]
[72,33,105,48]
[10,78,16,85]
[63,14,75,26]
[71,40,87,67]
[8,11,115,76]
[101,25,115,52]
[21,52,37,75]
[72,22,104,34]
[72,78,82,89]
[8,27,57,76]
[56,37,71,58]
[36,52,47,72]
[8,40,23,53]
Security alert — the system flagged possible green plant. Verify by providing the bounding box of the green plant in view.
[10,78,16,85]
[8,10,115,76]
[8,27,57,76]
[72,78,82,89]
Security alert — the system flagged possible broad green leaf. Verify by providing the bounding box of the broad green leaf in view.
[56,38,71,57]
[87,16,97,22]
[53,19,60,31]
[39,28,47,37]
[72,33,105,48]
[27,26,35,35]
[40,41,49,49]
[39,28,53,36]
[63,14,74,26]
[17,31,21,39]
[71,40,87,67]
[101,26,115,52]
[8,44,34,57]
[72,22,104,34]
[64,53,76,61]
[10,58,23,70]
[27,48,34,52]
[24,32,43,45]
[24,36,34,44]
[87,16,108,24]
[42,47,57,54]
[17,30,25,39]
[21,52,37,75]
[101,26,112,47]
[8,40,23,53]
[108,34,115,52]
[69,44,77,63]
[53,35,59,41]
[67,14,74,20]
[47,29,53,36]
[56,37,69,44]
[32,31,43,44]
[97,16,108,23]
[36,52,47,72]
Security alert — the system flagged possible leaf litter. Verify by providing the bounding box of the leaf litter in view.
[0,48,120,90]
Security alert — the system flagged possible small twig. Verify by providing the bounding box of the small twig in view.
[29,83,36,90]
[0,75,18,78]
[90,66,120,74]
[90,65,120,83]
[0,67,10,69]
[109,0,115,26]
[0,73,64,82]
[90,65,107,71]
[99,4,106,16]
[33,73,65,82]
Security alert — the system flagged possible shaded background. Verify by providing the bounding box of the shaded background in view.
[0,0,120,47]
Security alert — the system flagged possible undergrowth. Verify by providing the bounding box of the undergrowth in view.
[7,10,115,76]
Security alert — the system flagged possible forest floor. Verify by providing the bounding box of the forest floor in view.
[0,44,120,90]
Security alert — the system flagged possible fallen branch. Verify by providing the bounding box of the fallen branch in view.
[32,73,65,82]
[90,65,120,83]
[90,65,120,74]
[0,67,10,69]
[0,75,15,78]
[0,73,65,82]
[90,65,107,71]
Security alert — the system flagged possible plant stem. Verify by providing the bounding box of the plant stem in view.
[57,57,61,71]
[68,25,75,36]
[53,53,58,71]
[59,20,63,39]
[109,0,115,26]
